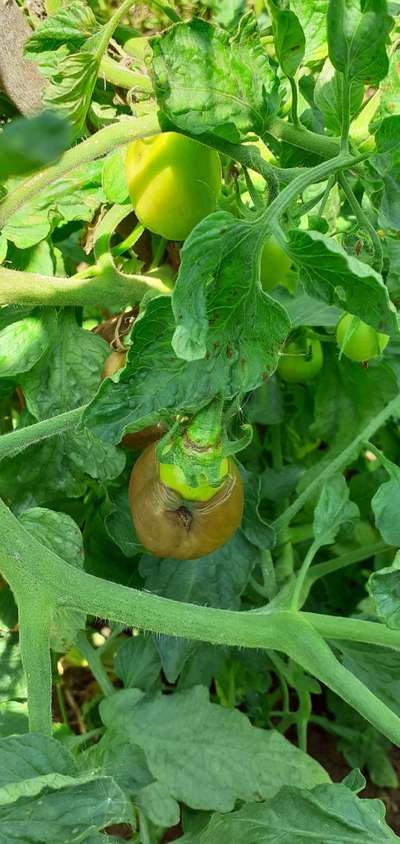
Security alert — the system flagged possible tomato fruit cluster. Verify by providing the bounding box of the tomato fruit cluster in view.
[336,314,389,362]
[129,443,244,559]
[125,132,222,241]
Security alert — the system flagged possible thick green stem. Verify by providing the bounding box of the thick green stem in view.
[0,112,160,227]
[0,265,170,307]
[273,394,400,533]
[99,55,152,92]
[266,116,340,158]
[18,594,54,735]
[305,612,400,650]
[0,406,85,461]
[2,497,400,743]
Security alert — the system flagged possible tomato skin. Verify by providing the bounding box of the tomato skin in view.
[125,132,222,241]
[261,237,292,292]
[336,314,389,362]
[278,338,323,384]
[129,443,244,559]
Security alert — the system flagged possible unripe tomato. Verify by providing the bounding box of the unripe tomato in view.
[260,237,292,292]
[102,350,126,379]
[129,443,243,559]
[278,337,323,383]
[125,132,222,241]
[336,314,389,362]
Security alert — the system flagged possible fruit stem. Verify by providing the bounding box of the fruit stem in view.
[185,396,224,451]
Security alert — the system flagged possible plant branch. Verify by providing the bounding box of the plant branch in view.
[0,112,160,227]
[99,55,152,93]
[3,497,400,744]
[17,593,54,734]
[0,264,170,307]
[0,406,85,462]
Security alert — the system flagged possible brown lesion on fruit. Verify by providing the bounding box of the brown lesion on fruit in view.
[167,506,193,532]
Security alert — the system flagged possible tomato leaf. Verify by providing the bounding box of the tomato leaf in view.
[327,0,392,85]
[267,1,305,78]
[0,112,71,183]
[371,115,400,229]
[314,59,364,135]
[312,474,359,548]
[193,780,397,842]
[287,229,399,336]
[172,211,291,371]
[99,686,329,812]
[368,552,400,629]
[151,16,279,142]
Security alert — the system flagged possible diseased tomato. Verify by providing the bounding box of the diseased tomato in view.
[278,337,323,383]
[260,237,292,292]
[336,314,389,362]
[129,443,244,559]
[125,132,222,241]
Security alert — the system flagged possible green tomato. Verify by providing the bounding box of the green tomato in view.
[261,237,292,292]
[125,132,222,241]
[336,314,389,362]
[159,457,229,502]
[278,337,323,384]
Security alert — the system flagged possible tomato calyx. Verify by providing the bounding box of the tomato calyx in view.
[155,398,252,502]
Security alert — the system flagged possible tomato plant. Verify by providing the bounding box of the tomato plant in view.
[336,313,390,362]
[1,0,400,841]
[125,131,222,241]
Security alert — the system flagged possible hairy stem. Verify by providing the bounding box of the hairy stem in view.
[0,406,85,461]
[0,265,170,307]
[99,55,152,92]
[0,112,160,226]
[18,594,54,735]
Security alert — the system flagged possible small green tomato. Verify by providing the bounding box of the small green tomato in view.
[336,314,389,362]
[260,237,292,292]
[278,337,323,384]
